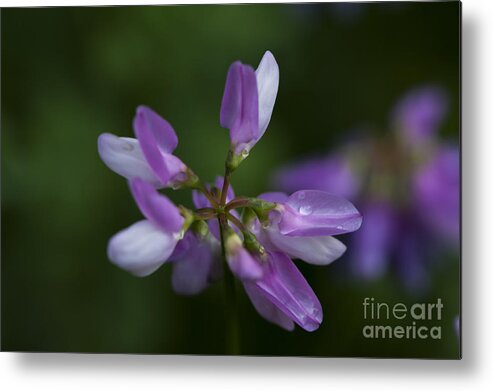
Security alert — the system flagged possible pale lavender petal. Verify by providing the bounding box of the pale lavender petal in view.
[134,105,178,153]
[129,178,183,234]
[350,202,395,279]
[220,61,259,152]
[228,247,263,281]
[253,252,323,332]
[413,146,460,242]
[171,232,214,295]
[392,86,448,144]
[258,192,289,204]
[266,225,346,265]
[97,133,163,187]
[279,190,362,237]
[107,220,177,277]
[243,282,295,331]
[274,154,360,200]
[256,50,279,136]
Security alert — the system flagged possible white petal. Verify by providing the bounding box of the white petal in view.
[256,51,279,136]
[98,133,162,187]
[267,225,346,265]
[107,220,177,277]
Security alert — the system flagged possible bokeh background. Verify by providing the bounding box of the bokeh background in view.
[1,2,460,357]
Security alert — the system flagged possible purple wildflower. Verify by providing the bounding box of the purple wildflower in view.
[98,51,361,335]
[273,86,459,293]
[98,106,194,189]
[220,51,279,160]
[392,86,448,145]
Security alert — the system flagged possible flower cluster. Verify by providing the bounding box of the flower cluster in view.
[98,51,362,332]
[275,86,459,292]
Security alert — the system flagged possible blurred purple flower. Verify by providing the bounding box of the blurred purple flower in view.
[273,86,459,293]
[392,86,448,145]
[413,145,460,242]
[275,153,360,200]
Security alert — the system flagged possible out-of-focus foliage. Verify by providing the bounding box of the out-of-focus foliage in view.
[2,3,460,357]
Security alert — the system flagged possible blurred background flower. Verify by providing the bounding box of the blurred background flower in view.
[275,86,459,293]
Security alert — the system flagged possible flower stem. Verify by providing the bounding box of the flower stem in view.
[219,216,240,355]
[226,212,247,232]
[220,171,231,206]
[197,183,219,208]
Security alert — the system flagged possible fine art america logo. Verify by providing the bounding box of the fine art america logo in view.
[362,297,444,340]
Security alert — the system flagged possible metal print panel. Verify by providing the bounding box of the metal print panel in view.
[1,1,461,358]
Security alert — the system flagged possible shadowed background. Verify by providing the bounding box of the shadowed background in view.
[1,2,460,357]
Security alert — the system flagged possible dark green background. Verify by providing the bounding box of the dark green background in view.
[1,2,460,357]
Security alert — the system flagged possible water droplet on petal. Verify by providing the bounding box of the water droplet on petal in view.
[122,142,134,151]
[298,205,312,216]
[241,148,250,158]
[336,225,343,230]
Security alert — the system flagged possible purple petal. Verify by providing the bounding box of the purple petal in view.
[192,189,210,209]
[258,192,289,204]
[251,252,323,332]
[227,246,263,281]
[133,106,185,185]
[274,154,360,200]
[220,61,259,152]
[279,190,362,237]
[243,282,295,331]
[170,232,214,295]
[107,220,178,277]
[129,178,184,234]
[392,86,448,144]
[256,51,279,136]
[350,202,395,279]
[97,133,163,187]
[134,105,178,153]
[266,225,346,265]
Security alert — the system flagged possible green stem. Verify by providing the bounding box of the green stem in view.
[219,216,240,355]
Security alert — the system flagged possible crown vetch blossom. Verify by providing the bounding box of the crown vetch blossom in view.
[272,85,459,293]
[98,106,194,189]
[98,51,361,340]
[220,51,279,167]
